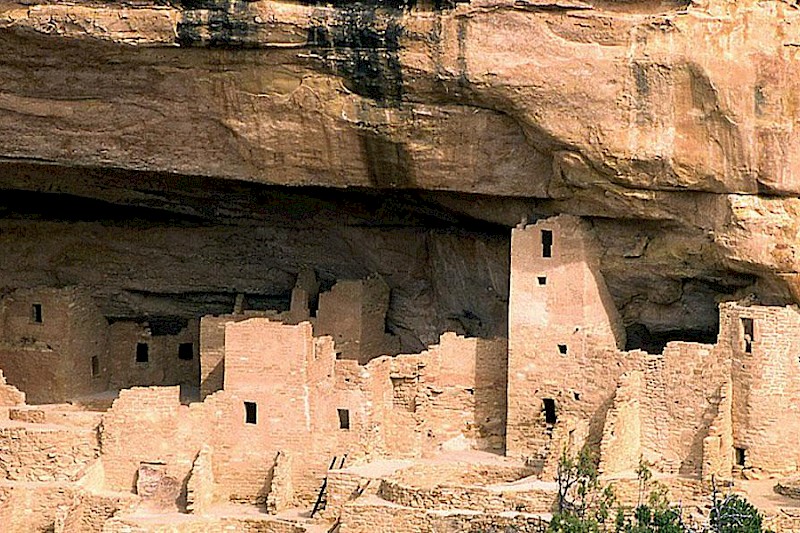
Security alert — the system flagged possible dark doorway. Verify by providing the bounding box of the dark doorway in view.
[338,408,350,430]
[136,342,149,363]
[735,447,746,467]
[541,229,553,258]
[741,318,754,354]
[178,342,194,360]
[244,401,257,424]
[31,303,42,323]
[543,398,557,425]
[91,356,100,377]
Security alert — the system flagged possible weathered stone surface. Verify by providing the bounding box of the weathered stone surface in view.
[1,0,800,337]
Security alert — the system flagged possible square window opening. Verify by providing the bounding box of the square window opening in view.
[558,344,568,355]
[338,408,350,430]
[91,356,100,378]
[541,229,553,258]
[31,304,42,324]
[734,447,746,467]
[244,401,257,424]
[537,276,547,286]
[178,342,194,361]
[543,398,557,425]
[136,343,149,363]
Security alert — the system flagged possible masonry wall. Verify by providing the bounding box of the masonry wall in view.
[0,288,108,403]
[598,341,727,478]
[101,386,208,493]
[0,371,24,407]
[725,303,800,475]
[107,320,199,394]
[507,216,627,463]
[0,424,99,482]
[316,276,399,364]
[205,319,342,505]
[199,312,283,400]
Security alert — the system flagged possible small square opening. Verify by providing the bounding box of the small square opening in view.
[541,229,553,258]
[178,342,194,361]
[31,304,42,324]
[244,401,257,424]
[91,356,100,378]
[543,398,557,425]
[136,343,149,363]
[537,276,547,286]
[735,447,746,467]
[338,408,350,430]
[558,344,568,355]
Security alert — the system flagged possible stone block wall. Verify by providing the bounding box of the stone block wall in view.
[0,482,78,533]
[107,319,199,392]
[199,311,279,400]
[507,216,627,461]
[725,303,800,474]
[316,276,399,364]
[0,288,108,403]
[100,386,206,493]
[186,444,215,515]
[0,425,99,482]
[0,371,25,406]
[599,371,643,476]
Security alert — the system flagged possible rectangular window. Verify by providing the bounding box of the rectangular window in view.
[741,318,754,354]
[136,342,149,363]
[735,447,746,467]
[91,356,100,377]
[537,276,547,286]
[244,401,257,424]
[558,344,568,355]
[338,408,350,430]
[543,398,557,425]
[31,304,42,324]
[541,229,553,258]
[178,342,194,361]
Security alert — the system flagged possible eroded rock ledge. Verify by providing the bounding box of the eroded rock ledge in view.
[0,0,798,340]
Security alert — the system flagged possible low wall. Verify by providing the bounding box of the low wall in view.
[0,425,99,482]
[339,498,549,533]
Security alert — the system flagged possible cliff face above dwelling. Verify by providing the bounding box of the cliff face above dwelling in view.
[0,0,798,343]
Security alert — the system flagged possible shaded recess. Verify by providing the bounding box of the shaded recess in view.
[0,159,765,354]
[0,162,510,352]
[624,323,719,355]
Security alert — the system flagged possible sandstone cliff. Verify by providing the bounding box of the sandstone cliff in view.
[0,0,795,346]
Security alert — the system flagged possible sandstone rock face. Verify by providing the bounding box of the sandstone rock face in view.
[0,0,797,342]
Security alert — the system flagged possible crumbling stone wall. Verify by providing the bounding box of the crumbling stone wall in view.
[186,444,215,515]
[0,370,25,406]
[0,424,99,482]
[100,386,207,493]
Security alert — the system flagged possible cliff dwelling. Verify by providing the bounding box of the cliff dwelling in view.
[2,0,800,531]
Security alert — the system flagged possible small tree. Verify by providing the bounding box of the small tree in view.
[708,477,771,533]
[614,459,689,533]
[549,448,615,533]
